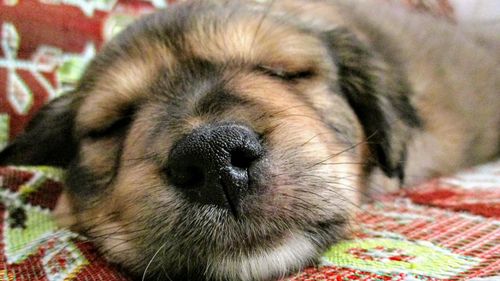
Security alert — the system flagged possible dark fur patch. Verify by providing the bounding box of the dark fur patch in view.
[322,28,421,179]
[196,89,251,116]
[65,162,103,205]
[0,94,78,167]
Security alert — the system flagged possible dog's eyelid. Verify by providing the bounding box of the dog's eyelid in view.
[81,105,137,139]
[83,115,133,140]
[256,65,315,81]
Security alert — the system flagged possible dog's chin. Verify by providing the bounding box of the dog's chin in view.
[196,231,320,281]
[185,218,341,279]
[135,229,324,281]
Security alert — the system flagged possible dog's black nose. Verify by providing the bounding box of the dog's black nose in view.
[166,123,263,216]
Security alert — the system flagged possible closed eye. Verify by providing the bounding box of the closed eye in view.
[86,116,133,139]
[84,107,136,139]
[256,65,315,82]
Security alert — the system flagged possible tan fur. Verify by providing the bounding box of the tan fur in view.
[189,21,327,72]
[77,44,176,134]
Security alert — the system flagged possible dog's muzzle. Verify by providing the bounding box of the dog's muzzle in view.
[166,123,264,216]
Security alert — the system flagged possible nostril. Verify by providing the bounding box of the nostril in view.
[230,147,262,169]
[167,165,205,189]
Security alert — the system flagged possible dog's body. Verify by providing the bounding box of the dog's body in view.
[1,1,499,280]
[314,0,500,192]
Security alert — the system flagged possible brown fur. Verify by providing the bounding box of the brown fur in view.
[1,1,499,280]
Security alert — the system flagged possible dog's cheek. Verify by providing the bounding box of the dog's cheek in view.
[53,191,77,228]
[65,165,150,271]
[94,221,141,268]
[269,118,362,215]
[63,157,114,233]
[83,131,181,272]
[100,162,185,274]
[80,139,121,178]
[227,74,364,217]
[64,139,121,207]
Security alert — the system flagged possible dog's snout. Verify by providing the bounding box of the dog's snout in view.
[166,123,263,215]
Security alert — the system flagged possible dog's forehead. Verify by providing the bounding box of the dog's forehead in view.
[75,3,329,132]
[185,9,326,69]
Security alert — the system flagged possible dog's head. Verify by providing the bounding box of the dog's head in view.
[0,1,420,280]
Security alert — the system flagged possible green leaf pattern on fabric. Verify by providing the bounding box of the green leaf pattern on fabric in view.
[323,238,480,278]
[0,114,8,150]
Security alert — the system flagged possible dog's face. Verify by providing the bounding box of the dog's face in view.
[0,1,420,280]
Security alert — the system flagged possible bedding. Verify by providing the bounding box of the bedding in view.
[0,0,498,280]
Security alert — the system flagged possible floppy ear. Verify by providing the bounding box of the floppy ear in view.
[0,93,78,167]
[322,28,421,180]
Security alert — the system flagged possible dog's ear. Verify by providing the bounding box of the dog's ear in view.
[322,28,421,180]
[0,93,78,167]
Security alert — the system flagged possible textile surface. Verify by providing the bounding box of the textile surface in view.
[1,0,499,280]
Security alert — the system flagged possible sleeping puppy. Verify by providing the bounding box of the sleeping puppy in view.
[1,0,499,280]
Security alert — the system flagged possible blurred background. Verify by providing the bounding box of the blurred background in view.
[450,0,500,23]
